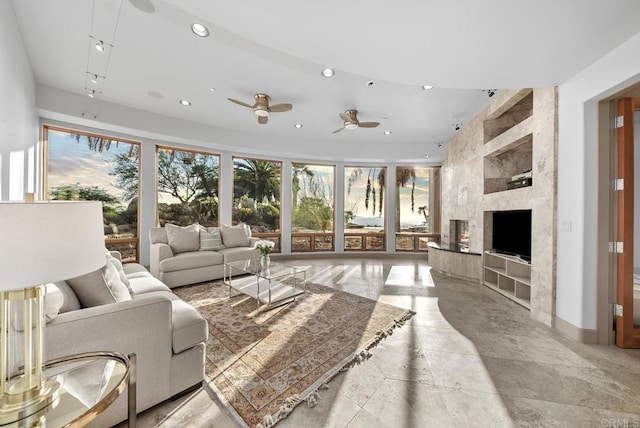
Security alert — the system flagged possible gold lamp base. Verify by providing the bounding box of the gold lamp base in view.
[1,285,59,425]
[0,378,59,425]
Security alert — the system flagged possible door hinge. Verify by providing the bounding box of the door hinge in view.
[609,241,624,253]
[611,178,624,190]
[614,303,623,317]
[613,115,624,128]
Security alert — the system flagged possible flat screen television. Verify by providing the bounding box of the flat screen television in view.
[492,210,532,261]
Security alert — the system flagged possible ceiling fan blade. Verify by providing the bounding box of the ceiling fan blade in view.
[332,127,345,134]
[258,115,269,124]
[269,103,292,113]
[228,98,254,108]
[358,122,380,128]
[339,112,351,122]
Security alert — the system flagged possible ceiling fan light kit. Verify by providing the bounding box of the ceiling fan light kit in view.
[333,109,380,133]
[228,93,293,125]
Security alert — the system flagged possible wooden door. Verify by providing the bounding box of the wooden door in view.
[616,97,640,348]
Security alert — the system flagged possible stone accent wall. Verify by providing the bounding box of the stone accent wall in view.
[441,88,558,326]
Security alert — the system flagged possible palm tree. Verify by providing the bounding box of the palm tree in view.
[346,167,416,226]
[234,159,281,203]
[292,163,314,210]
[395,167,417,231]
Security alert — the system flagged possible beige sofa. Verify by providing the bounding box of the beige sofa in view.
[44,252,208,427]
[149,223,261,288]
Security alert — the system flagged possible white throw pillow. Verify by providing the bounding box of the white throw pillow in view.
[165,223,200,254]
[106,251,134,296]
[67,255,133,307]
[199,226,225,251]
[220,223,251,248]
[9,283,65,331]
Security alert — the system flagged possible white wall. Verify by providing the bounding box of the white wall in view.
[0,1,38,200]
[557,32,640,330]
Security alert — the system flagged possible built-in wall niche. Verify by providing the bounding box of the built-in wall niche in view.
[450,219,469,247]
[483,91,533,143]
[483,133,533,194]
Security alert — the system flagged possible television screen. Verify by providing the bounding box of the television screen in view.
[492,210,532,261]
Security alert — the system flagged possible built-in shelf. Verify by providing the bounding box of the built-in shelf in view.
[483,133,532,194]
[483,90,533,143]
[483,251,531,309]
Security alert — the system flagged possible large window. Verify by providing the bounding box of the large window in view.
[232,157,282,251]
[291,163,334,252]
[44,126,140,261]
[156,147,220,227]
[395,166,441,251]
[344,166,386,251]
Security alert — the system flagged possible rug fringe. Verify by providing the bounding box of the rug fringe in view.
[256,309,416,428]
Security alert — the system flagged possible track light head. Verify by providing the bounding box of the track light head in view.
[95,40,105,52]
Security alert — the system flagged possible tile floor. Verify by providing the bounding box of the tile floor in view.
[131,257,640,427]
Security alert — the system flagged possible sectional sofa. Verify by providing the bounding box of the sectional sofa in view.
[44,251,208,427]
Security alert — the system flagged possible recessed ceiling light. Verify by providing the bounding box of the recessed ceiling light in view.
[179,99,191,106]
[383,130,392,135]
[420,154,430,158]
[294,124,303,129]
[191,23,209,37]
[421,85,433,90]
[95,40,105,52]
[321,68,335,78]
[209,87,216,93]
[367,81,375,87]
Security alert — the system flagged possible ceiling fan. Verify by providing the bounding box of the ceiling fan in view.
[227,93,293,124]
[332,110,380,133]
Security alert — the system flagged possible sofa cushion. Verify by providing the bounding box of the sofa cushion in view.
[67,255,133,308]
[171,299,208,354]
[159,251,224,273]
[149,227,169,244]
[128,276,172,295]
[165,223,200,254]
[132,291,208,353]
[122,263,152,278]
[199,227,225,251]
[220,223,251,248]
[218,246,260,263]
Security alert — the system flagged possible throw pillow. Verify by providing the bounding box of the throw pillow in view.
[67,255,133,308]
[49,280,81,313]
[106,251,134,296]
[9,283,65,331]
[220,223,251,248]
[165,223,200,254]
[199,226,225,251]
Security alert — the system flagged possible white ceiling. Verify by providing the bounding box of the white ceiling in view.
[10,0,640,162]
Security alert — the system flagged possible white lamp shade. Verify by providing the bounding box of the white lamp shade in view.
[0,201,106,291]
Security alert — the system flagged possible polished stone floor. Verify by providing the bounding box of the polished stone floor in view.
[131,257,640,428]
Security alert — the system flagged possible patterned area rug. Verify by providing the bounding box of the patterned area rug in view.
[174,280,415,428]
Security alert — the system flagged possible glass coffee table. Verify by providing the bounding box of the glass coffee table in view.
[224,259,306,310]
[3,352,135,427]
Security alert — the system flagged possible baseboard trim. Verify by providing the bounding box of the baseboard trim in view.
[271,252,428,261]
[554,316,598,344]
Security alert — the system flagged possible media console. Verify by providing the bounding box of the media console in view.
[483,250,531,308]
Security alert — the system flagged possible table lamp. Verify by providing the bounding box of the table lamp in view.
[0,201,105,424]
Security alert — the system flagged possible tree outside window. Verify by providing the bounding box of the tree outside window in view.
[291,163,334,251]
[232,157,282,249]
[156,147,220,227]
[45,126,140,261]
